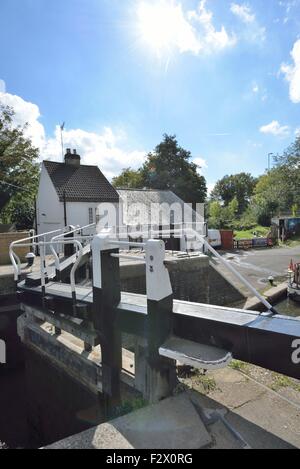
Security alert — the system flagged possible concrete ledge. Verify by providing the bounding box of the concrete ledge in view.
[45,393,212,449]
[244,282,287,312]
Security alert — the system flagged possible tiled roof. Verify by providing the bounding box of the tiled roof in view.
[44,161,119,203]
[117,189,193,225]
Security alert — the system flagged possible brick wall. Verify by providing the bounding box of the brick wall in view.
[0,232,30,265]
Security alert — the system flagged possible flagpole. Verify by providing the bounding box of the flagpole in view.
[60,122,65,161]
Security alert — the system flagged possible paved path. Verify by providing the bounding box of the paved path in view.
[186,367,300,449]
[214,245,300,294]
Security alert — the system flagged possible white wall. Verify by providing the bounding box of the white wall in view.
[37,164,64,236]
[66,202,120,234]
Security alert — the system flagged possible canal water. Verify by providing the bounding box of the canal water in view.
[275,297,300,318]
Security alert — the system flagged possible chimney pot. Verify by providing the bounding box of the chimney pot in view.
[64,148,81,167]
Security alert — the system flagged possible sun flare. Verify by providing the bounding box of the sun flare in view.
[137,1,182,55]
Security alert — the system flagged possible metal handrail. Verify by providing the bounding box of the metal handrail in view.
[51,223,96,242]
[109,240,146,248]
[153,226,277,315]
[9,227,65,281]
[110,253,145,262]
[50,224,96,270]
[107,225,276,315]
[38,240,83,306]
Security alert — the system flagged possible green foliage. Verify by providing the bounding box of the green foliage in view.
[211,172,256,214]
[237,206,258,230]
[292,204,299,217]
[112,167,144,189]
[234,225,270,240]
[194,373,217,394]
[209,136,300,231]
[140,134,207,204]
[112,135,207,204]
[208,197,240,230]
[0,105,39,229]
[229,360,249,373]
[253,137,300,221]
[228,196,239,217]
[109,397,147,419]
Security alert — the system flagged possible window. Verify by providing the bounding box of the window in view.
[88,207,94,224]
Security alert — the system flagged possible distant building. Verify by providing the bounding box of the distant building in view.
[271,216,300,241]
[117,188,206,251]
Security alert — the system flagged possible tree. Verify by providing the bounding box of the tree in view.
[252,136,300,224]
[211,173,257,214]
[273,136,300,209]
[112,167,144,189]
[0,105,39,229]
[140,134,207,204]
[228,196,239,217]
[208,198,238,229]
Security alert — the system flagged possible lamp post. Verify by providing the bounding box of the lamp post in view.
[268,153,274,171]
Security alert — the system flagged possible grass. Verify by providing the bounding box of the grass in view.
[194,372,217,394]
[229,361,300,394]
[234,225,270,241]
[110,397,147,419]
[270,373,300,393]
[229,360,250,373]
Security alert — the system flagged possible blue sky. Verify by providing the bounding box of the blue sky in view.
[0,0,299,192]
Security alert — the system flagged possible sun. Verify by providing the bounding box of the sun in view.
[137,1,180,56]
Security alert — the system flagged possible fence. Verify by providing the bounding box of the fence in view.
[234,238,272,250]
[0,232,30,265]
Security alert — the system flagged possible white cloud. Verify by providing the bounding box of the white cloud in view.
[230,3,255,23]
[247,139,263,148]
[252,81,259,93]
[0,79,6,93]
[295,128,300,137]
[0,85,146,180]
[187,1,237,54]
[280,39,300,104]
[230,2,266,42]
[0,88,45,148]
[207,182,216,196]
[193,157,207,175]
[260,120,290,137]
[250,81,267,101]
[43,126,145,180]
[137,0,236,57]
[279,0,300,23]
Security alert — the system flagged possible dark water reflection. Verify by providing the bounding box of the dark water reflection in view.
[275,297,300,317]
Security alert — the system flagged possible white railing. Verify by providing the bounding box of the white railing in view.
[38,240,84,304]
[151,226,276,315]
[11,222,277,315]
[50,223,96,272]
[101,225,276,315]
[92,234,172,303]
[9,227,65,281]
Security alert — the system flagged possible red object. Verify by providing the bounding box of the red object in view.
[289,259,295,271]
[220,230,234,250]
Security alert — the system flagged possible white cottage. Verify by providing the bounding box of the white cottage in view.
[36,149,120,236]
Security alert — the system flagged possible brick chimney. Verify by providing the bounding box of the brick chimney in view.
[65,148,81,167]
